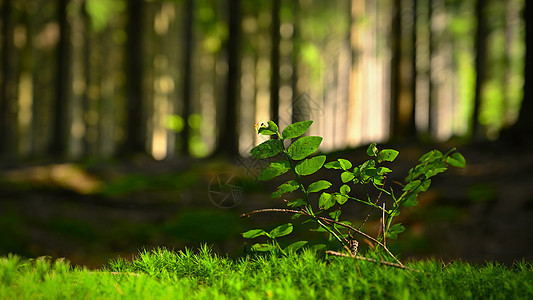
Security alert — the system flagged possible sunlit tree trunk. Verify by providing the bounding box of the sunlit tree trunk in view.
[334,0,350,149]
[390,0,401,138]
[347,0,364,147]
[414,0,431,137]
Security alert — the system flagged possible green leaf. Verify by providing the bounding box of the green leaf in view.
[319,192,335,210]
[338,159,352,170]
[287,198,307,207]
[377,167,392,175]
[269,223,293,238]
[284,241,308,252]
[418,179,431,192]
[250,139,284,159]
[287,136,323,160]
[251,243,276,252]
[257,160,290,181]
[378,149,399,163]
[271,180,300,199]
[257,121,278,135]
[281,120,313,139]
[307,180,332,193]
[402,193,419,207]
[341,171,355,183]
[402,180,431,207]
[340,184,351,195]
[447,152,466,168]
[242,229,267,239]
[295,155,326,176]
[334,194,348,205]
[425,167,447,178]
[403,179,431,193]
[338,220,352,226]
[403,180,421,192]
[386,223,405,239]
[310,244,326,252]
[367,143,378,156]
[419,150,443,163]
[310,226,327,232]
[324,161,342,169]
[329,209,341,220]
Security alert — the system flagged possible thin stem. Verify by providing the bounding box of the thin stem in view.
[240,208,301,218]
[325,251,420,272]
[315,215,403,266]
[382,203,386,247]
[240,208,351,254]
[347,196,385,211]
[358,178,387,231]
[241,207,402,266]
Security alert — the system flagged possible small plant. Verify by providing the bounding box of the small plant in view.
[241,120,465,265]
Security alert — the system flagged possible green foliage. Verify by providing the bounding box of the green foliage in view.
[85,0,125,32]
[243,120,466,262]
[1,249,532,299]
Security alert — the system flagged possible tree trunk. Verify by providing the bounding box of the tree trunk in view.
[215,0,241,157]
[123,0,145,156]
[390,0,401,138]
[472,0,487,139]
[81,0,91,155]
[180,0,194,156]
[49,0,71,156]
[512,0,532,133]
[291,0,301,124]
[408,0,417,136]
[0,0,15,157]
[270,0,281,125]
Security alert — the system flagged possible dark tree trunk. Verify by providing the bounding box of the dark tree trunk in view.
[81,0,91,156]
[0,0,15,157]
[472,0,487,139]
[123,0,145,155]
[180,0,194,156]
[513,0,533,133]
[428,0,436,137]
[270,0,281,125]
[391,0,416,140]
[407,0,417,137]
[49,0,71,156]
[215,0,241,157]
[291,0,302,124]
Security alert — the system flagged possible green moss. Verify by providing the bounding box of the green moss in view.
[1,248,532,299]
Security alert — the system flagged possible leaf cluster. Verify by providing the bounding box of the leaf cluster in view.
[242,121,466,262]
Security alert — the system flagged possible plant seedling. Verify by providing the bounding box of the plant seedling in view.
[242,120,465,265]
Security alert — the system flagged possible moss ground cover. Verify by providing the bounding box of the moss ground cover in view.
[1,247,532,299]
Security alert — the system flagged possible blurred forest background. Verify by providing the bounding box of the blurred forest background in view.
[0,0,532,267]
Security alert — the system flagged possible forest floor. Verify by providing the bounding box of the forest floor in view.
[0,137,532,268]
